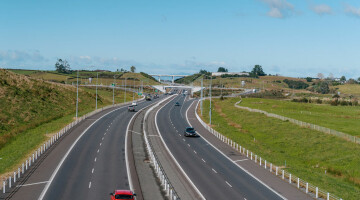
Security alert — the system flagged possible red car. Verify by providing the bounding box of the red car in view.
[110,190,136,200]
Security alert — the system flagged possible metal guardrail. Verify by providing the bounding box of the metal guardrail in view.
[234,101,360,144]
[143,98,180,200]
[0,98,143,196]
[195,99,343,200]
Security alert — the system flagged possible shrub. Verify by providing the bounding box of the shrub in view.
[283,79,309,89]
[330,99,339,106]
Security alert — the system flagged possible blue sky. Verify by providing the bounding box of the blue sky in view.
[1,0,360,78]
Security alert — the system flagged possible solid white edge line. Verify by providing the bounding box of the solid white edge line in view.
[38,104,129,200]
[16,181,49,187]
[185,100,287,200]
[154,96,206,200]
[125,96,168,192]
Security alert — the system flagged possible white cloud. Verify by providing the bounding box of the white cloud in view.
[311,4,332,15]
[259,0,295,18]
[344,4,360,17]
[0,50,47,68]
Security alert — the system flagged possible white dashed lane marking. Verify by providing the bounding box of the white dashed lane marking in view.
[89,182,91,189]
[94,157,97,162]
[202,158,206,163]
[194,150,197,154]
[92,168,94,173]
[226,181,232,188]
[212,168,217,173]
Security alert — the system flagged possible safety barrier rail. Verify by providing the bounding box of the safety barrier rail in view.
[195,99,342,200]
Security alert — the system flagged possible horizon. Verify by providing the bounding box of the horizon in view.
[1,0,360,79]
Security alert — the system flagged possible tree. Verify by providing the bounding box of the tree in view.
[357,77,360,82]
[130,66,136,73]
[315,81,330,94]
[251,65,266,76]
[306,77,313,82]
[55,59,71,74]
[317,73,324,80]
[217,67,228,72]
[340,76,346,82]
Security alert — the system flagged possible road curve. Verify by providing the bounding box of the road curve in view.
[156,92,286,200]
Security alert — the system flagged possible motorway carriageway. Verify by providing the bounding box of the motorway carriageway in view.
[8,96,162,200]
[156,92,285,200]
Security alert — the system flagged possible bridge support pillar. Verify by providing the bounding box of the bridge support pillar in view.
[172,76,175,84]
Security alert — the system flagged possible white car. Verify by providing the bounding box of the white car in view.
[132,102,137,106]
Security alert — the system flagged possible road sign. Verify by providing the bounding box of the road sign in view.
[138,92,142,95]
[155,89,158,92]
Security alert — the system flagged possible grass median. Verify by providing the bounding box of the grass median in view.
[200,98,360,199]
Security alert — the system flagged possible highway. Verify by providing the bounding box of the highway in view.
[156,92,285,200]
[8,96,161,200]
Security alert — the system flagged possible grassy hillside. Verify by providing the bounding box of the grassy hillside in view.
[192,75,310,92]
[333,84,360,96]
[174,73,202,84]
[239,98,360,137]
[0,69,139,174]
[200,98,360,199]
[8,69,160,86]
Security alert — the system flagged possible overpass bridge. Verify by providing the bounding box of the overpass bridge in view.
[150,74,189,83]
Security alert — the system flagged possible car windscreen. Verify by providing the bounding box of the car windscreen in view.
[186,128,195,132]
[115,194,133,199]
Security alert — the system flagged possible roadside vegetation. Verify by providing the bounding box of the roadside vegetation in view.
[200,98,360,199]
[8,69,160,86]
[0,69,141,175]
[238,98,360,137]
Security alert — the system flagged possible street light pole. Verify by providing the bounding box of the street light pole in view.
[76,70,79,119]
[209,75,212,125]
[96,72,98,110]
[113,75,115,105]
[124,78,127,103]
[201,77,203,116]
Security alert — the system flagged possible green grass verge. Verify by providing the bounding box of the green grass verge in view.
[0,70,140,175]
[200,98,360,199]
[238,98,360,137]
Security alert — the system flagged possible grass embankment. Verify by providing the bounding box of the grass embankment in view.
[9,69,160,86]
[0,69,139,175]
[200,98,360,199]
[334,84,360,96]
[191,75,310,93]
[239,98,360,137]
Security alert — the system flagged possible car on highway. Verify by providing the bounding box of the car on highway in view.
[132,102,137,106]
[128,105,135,112]
[184,127,198,137]
[175,102,180,106]
[145,95,151,101]
[110,190,136,200]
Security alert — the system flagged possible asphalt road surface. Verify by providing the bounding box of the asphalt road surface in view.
[8,96,161,200]
[41,99,160,200]
[156,92,285,200]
